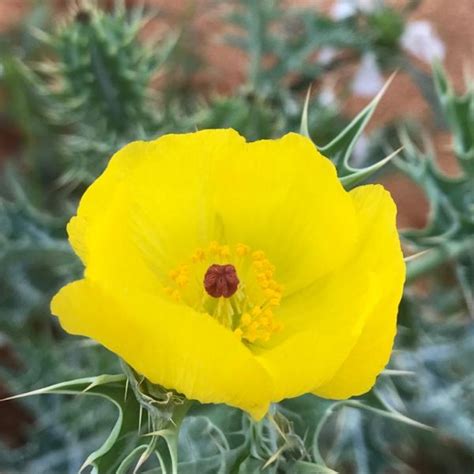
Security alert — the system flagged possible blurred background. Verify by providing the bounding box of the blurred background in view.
[0,0,473,473]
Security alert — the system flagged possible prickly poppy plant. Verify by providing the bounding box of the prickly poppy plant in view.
[51,129,405,419]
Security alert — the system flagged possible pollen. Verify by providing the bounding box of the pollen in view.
[238,307,282,343]
[209,241,221,254]
[169,264,190,288]
[219,245,231,258]
[236,243,250,256]
[191,248,206,262]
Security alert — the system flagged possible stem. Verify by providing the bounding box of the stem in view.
[406,237,474,283]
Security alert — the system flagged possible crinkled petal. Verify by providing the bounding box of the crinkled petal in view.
[51,279,273,419]
[56,131,402,416]
[68,141,161,293]
[69,130,358,295]
[313,185,405,398]
[256,265,377,402]
[257,186,404,402]
[213,132,359,294]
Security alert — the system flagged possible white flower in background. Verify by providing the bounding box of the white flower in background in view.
[352,133,370,166]
[352,52,384,98]
[319,82,338,108]
[318,47,337,65]
[331,0,357,20]
[400,20,446,63]
[351,19,445,97]
[330,0,447,98]
[330,0,380,19]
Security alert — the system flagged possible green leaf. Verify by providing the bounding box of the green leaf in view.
[278,395,333,449]
[432,61,474,175]
[316,75,397,188]
[237,456,274,473]
[115,445,151,474]
[339,147,402,188]
[320,74,394,167]
[144,429,178,474]
[82,385,141,473]
[0,374,126,402]
[177,405,251,473]
[1,375,144,473]
[405,237,474,283]
[291,460,338,473]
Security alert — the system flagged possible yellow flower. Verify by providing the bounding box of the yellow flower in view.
[51,130,405,420]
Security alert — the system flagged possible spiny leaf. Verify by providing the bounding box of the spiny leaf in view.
[339,146,402,188]
[290,460,338,473]
[405,237,474,283]
[0,374,126,402]
[320,73,395,168]
[404,250,430,263]
[342,400,433,431]
[1,374,143,474]
[145,429,179,474]
[309,395,432,468]
[115,445,150,474]
[395,125,473,245]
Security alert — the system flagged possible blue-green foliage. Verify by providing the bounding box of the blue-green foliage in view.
[0,1,473,473]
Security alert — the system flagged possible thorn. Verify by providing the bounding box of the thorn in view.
[299,85,312,139]
[262,445,286,469]
[138,405,143,433]
[381,369,416,376]
[321,73,396,156]
[124,378,129,401]
[404,249,430,263]
[340,146,403,187]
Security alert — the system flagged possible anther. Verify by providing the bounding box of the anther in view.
[204,264,240,298]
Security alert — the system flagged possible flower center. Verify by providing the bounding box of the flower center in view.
[204,264,239,298]
[163,242,283,345]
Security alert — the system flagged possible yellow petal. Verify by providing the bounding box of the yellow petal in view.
[213,132,359,294]
[56,130,403,416]
[256,185,404,403]
[51,279,273,419]
[68,141,161,293]
[68,130,358,295]
[313,185,405,398]
[256,264,377,402]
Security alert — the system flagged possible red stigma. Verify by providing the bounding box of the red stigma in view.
[204,264,239,298]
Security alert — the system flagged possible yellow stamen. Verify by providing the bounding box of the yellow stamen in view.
[191,248,206,262]
[164,242,283,344]
[236,243,250,256]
